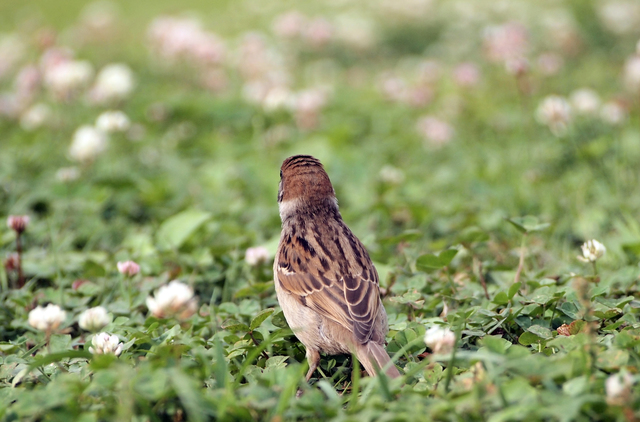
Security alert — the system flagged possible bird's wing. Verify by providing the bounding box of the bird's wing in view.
[275,219,380,344]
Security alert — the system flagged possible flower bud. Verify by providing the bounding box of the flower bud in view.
[146,280,198,319]
[7,215,30,233]
[424,326,456,354]
[28,304,66,332]
[89,332,123,356]
[4,253,19,271]
[78,306,111,332]
[117,260,140,276]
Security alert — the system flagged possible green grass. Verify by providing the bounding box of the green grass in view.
[1,0,640,420]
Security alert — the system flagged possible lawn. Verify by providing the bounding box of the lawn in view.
[1,0,640,420]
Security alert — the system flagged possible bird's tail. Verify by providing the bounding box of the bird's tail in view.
[356,342,401,378]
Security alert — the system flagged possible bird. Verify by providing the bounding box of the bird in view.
[273,154,400,381]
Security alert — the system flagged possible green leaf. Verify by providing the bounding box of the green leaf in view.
[270,311,289,328]
[135,369,170,401]
[221,319,250,333]
[234,282,274,299]
[416,249,458,271]
[416,254,442,270]
[563,375,588,397]
[527,325,553,339]
[250,308,274,331]
[438,249,458,266]
[169,368,209,422]
[508,282,520,299]
[568,320,587,335]
[12,350,92,386]
[83,260,106,278]
[482,336,511,354]
[596,349,629,370]
[558,301,580,319]
[518,331,542,346]
[265,356,288,368]
[621,242,640,261]
[379,229,422,245]
[156,209,211,250]
[456,226,490,244]
[0,343,18,353]
[492,291,509,305]
[506,216,550,234]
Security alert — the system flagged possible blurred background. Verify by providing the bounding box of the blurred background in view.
[1,0,640,284]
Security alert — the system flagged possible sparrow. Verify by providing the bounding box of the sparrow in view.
[274,155,400,380]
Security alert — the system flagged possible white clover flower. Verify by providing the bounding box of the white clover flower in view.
[578,239,606,263]
[117,260,140,276]
[147,16,226,66]
[569,88,601,115]
[96,110,130,133]
[623,56,640,93]
[600,101,627,125]
[78,306,111,332]
[292,88,329,130]
[292,88,328,113]
[44,60,94,99]
[598,1,640,35]
[89,332,123,356]
[262,86,294,112]
[69,125,107,163]
[424,326,456,354]
[245,246,270,266]
[20,103,52,131]
[28,304,66,332]
[90,63,135,104]
[606,371,634,405]
[482,22,529,63]
[146,280,198,319]
[535,95,572,136]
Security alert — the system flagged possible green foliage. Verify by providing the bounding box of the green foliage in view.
[1,0,640,420]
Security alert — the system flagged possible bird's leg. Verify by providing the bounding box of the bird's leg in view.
[305,348,320,381]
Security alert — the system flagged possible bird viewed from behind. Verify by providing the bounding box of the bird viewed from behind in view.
[274,154,400,380]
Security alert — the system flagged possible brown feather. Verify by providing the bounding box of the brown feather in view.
[274,154,400,380]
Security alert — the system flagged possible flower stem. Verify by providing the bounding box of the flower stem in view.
[15,232,24,288]
[514,233,527,290]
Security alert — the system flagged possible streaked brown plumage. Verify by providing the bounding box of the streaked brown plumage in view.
[274,155,400,380]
